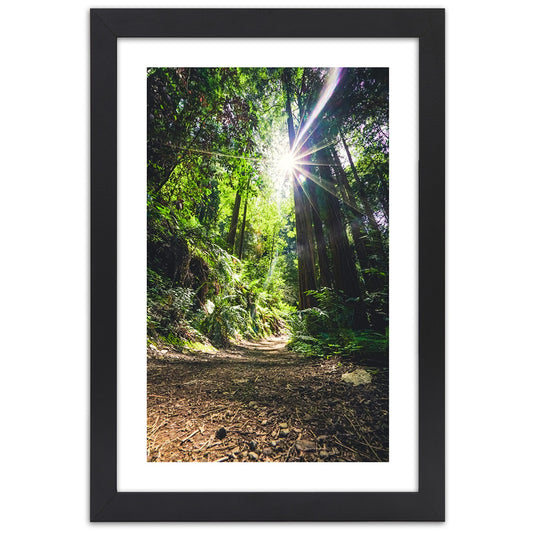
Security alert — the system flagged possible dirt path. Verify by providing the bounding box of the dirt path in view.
[147,336,388,462]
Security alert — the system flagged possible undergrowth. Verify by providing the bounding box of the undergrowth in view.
[287,288,388,358]
[147,221,290,350]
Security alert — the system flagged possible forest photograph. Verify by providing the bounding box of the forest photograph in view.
[146,66,389,463]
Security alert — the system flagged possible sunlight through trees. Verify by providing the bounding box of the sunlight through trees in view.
[147,67,389,357]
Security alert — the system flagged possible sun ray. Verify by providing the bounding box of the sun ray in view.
[292,68,343,153]
[294,139,339,161]
[292,118,324,156]
[292,99,310,155]
[294,165,339,200]
[299,162,341,168]
[292,170,321,217]
[170,144,262,163]
[294,164,364,217]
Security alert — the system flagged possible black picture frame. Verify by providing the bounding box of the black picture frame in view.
[91,8,444,522]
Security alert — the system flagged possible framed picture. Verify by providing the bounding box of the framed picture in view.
[91,8,444,521]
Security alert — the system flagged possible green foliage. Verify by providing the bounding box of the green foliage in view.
[199,294,248,347]
[147,281,198,340]
[237,278,289,337]
[146,67,389,356]
[288,288,388,358]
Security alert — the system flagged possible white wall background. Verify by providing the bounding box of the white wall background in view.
[1,1,531,532]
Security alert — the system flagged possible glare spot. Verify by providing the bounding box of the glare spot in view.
[279,151,297,175]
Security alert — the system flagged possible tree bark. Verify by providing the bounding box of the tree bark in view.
[227,190,241,252]
[237,175,251,260]
[314,142,369,329]
[340,132,386,258]
[337,135,388,331]
[329,146,373,279]
[307,180,332,288]
[282,70,317,309]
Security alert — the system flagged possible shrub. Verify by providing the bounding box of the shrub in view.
[287,288,388,358]
[199,294,248,347]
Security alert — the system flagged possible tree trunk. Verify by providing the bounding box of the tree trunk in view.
[337,136,388,331]
[332,146,390,330]
[340,132,386,258]
[314,142,369,330]
[237,176,251,260]
[329,145,386,294]
[282,70,317,309]
[227,190,241,253]
[307,180,332,288]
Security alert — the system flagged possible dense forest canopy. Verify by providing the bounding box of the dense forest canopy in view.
[147,67,389,358]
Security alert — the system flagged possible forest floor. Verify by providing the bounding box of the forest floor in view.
[147,336,388,462]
